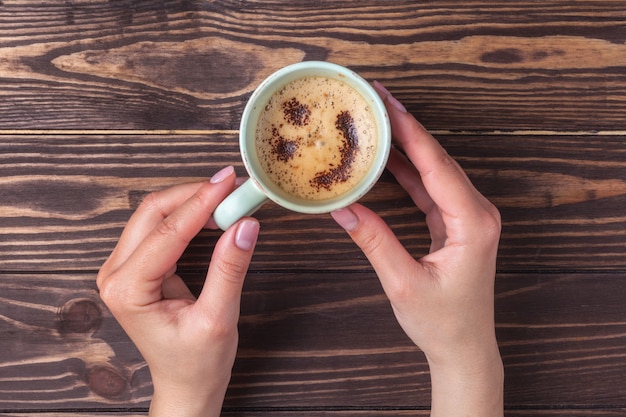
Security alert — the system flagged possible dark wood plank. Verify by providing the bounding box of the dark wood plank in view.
[0,1,625,130]
[2,411,623,416]
[233,272,626,408]
[503,413,626,417]
[2,2,625,416]
[0,273,151,408]
[1,271,625,410]
[1,134,625,272]
[496,273,626,407]
[0,413,424,417]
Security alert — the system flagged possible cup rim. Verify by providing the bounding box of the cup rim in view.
[239,61,391,214]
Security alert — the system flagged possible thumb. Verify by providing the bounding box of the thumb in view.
[331,204,420,301]
[196,218,260,324]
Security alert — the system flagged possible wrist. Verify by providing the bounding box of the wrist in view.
[426,338,504,417]
[425,332,501,372]
[149,383,227,417]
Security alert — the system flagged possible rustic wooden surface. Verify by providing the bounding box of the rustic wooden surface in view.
[1,0,626,415]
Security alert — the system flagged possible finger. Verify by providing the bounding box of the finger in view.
[197,218,260,325]
[386,146,434,214]
[387,148,448,250]
[101,181,206,277]
[372,81,484,221]
[104,167,238,274]
[110,174,237,307]
[331,204,424,300]
[99,167,236,287]
[204,176,249,229]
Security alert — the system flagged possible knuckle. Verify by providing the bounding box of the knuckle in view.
[482,203,502,240]
[466,202,501,254]
[383,265,423,307]
[439,149,456,168]
[386,276,412,304]
[96,276,120,310]
[137,190,162,214]
[204,318,236,341]
[96,270,131,314]
[355,229,386,257]
[212,255,247,285]
[154,214,180,239]
[96,258,117,289]
[95,267,108,290]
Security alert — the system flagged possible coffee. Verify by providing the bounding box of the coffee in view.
[255,76,378,201]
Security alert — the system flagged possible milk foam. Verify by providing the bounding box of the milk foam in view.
[255,76,377,201]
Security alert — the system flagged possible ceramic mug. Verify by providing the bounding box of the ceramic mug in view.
[213,61,391,230]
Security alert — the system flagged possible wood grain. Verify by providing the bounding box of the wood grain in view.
[1,133,625,272]
[1,271,625,410]
[0,1,625,130]
[3,412,626,417]
[2,1,625,416]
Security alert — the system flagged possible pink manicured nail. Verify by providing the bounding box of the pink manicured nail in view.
[387,93,407,113]
[373,80,407,113]
[210,165,235,183]
[331,207,359,232]
[372,80,388,98]
[235,219,260,251]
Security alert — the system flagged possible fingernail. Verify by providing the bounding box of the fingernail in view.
[210,166,235,184]
[387,94,407,113]
[373,80,407,113]
[331,207,359,232]
[235,219,260,251]
[372,80,388,97]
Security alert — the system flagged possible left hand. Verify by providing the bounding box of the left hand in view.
[97,166,259,417]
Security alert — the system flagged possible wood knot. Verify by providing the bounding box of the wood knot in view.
[59,298,102,334]
[88,365,128,399]
[481,48,524,64]
[481,47,566,64]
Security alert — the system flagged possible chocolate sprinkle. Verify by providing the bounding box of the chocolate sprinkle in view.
[282,98,311,126]
[310,110,358,190]
[271,126,299,162]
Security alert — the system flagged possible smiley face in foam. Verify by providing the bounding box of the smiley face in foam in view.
[255,76,377,201]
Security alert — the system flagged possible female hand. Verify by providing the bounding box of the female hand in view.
[97,166,259,417]
[332,83,504,417]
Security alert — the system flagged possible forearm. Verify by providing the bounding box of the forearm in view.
[427,339,504,417]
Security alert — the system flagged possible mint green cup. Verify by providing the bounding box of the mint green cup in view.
[213,61,391,231]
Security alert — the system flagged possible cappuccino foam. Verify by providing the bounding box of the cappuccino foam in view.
[255,76,377,201]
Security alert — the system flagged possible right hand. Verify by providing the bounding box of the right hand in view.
[332,82,504,417]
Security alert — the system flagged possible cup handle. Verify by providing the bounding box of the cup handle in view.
[213,178,268,231]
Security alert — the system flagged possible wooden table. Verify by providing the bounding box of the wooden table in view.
[1,1,625,416]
